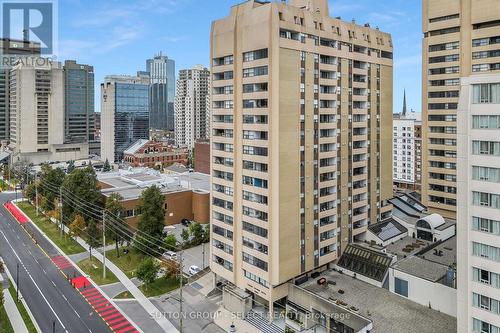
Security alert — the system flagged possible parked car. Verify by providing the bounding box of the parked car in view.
[162,251,177,261]
[181,219,191,226]
[188,265,201,275]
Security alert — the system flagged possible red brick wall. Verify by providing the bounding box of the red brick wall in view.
[194,141,210,174]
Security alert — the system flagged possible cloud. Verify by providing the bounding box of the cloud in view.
[394,55,421,69]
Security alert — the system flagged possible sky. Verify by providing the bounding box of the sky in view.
[53,0,422,113]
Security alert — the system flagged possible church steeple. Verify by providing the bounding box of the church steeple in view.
[402,89,407,116]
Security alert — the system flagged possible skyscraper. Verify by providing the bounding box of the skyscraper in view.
[146,54,175,131]
[64,60,95,144]
[0,38,40,143]
[457,74,500,333]
[174,65,210,149]
[210,0,393,313]
[9,59,89,164]
[422,0,500,219]
[101,75,150,163]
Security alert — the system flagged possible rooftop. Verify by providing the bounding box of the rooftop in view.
[367,218,407,242]
[298,270,456,333]
[97,168,209,200]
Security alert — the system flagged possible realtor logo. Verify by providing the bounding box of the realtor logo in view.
[1,0,57,56]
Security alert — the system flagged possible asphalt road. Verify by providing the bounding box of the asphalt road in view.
[0,193,112,333]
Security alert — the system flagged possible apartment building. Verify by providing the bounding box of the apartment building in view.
[210,0,393,313]
[393,91,422,191]
[64,60,95,144]
[457,76,500,333]
[9,59,89,164]
[0,38,40,143]
[174,65,211,149]
[422,0,500,219]
[101,75,150,163]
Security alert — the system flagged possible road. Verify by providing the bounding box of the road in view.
[0,193,112,333]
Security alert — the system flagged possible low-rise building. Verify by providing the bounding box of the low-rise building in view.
[123,139,188,169]
[97,168,209,228]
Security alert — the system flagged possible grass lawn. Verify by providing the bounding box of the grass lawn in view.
[0,302,14,333]
[17,202,85,255]
[77,258,119,285]
[114,276,181,299]
[8,281,38,333]
[106,248,146,278]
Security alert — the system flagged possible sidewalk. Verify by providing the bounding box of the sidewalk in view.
[14,200,179,333]
[4,288,29,333]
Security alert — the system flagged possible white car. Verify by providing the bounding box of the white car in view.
[188,265,201,275]
[162,251,177,261]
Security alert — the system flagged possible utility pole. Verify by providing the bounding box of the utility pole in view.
[179,251,184,333]
[59,188,63,238]
[16,262,19,302]
[102,211,106,280]
[35,179,38,216]
[52,320,56,333]
[202,242,205,268]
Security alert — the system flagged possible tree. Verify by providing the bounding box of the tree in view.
[24,182,36,203]
[162,258,180,278]
[0,288,4,308]
[48,198,61,222]
[86,219,101,260]
[103,159,111,172]
[69,214,85,239]
[136,258,160,289]
[67,160,75,174]
[135,185,165,254]
[2,165,9,180]
[164,234,177,250]
[189,222,204,245]
[105,193,128,257]
[202,224,210,243]
[181,228,190,244]
[62,166,102,224]
[38,164,65,211]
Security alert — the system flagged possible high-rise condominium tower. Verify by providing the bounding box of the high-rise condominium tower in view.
[146,54,175,131]
[210,0,393,311]
[9,59,89,164]
[174,65,210,149]
[64,60,95,144]
[0,38,40,142]
[101,75,150,163]
[422,0,500,219]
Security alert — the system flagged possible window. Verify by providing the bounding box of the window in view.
[473,318,500,333]
[429,27,460,36]
[429,41,459,52]
[472,115,500,129]
[243,66,268,77]
[242,252,268,271]
[243,99,268,108]
[473,83,500,104]
[429,54,459,63]
[429,14,459,23]
[473,192,500,209]
[242,221,268,238]
[243,49,268,62]
[473,267,500,289]
[473,293,500,314]
[394,278,408,297]
[243,82,268,93]
[472,166,500,183]
[473,217,500,235]
[472,141,500,156]
[244,270,269,288]
[473,35,500,47]
[473,242,500,262]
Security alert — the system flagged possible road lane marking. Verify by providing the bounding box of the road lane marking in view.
[0,230,69,333]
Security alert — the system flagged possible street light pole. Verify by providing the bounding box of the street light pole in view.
[179,251,184,333]
[16,262,19,302]
[102,211,106,280]
[59,188,63,238]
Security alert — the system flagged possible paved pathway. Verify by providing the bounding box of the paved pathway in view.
[3,284,30,333]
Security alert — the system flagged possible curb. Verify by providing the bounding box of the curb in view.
[2,258,42,333]
[11,201,144,333]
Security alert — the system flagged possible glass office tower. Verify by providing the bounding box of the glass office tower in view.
[146,54,175,131]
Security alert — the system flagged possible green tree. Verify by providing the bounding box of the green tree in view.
[24,182,36,203]
[181,228,190,244]
[135,186,165,254]
[189,222,204,245]
[202,224,210,243]
[67,160,75,174]
[86,219,101,260]
[136,258,160,289]
[0,288,4,308]
[164,234,177,250]
[38,164,65,211]
[69,214,86,239]
[103,159,111,172]
[105,193,129,257]
[62,166,102,224]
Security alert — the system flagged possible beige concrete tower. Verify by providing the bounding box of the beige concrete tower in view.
[422,0,500,219]
[210,0,393,310]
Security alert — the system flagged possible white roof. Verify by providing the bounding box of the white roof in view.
[123,139,149,155]
[418,213,445,229]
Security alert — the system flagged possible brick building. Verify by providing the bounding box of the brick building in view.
[123,139,188,168]
[194,140,210,174]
